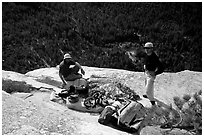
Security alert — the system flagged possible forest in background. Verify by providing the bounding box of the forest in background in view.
[2,2,202,74]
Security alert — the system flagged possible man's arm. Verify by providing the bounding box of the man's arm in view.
[59,72,67,86]
[144,65,146,71]
[154,54,164,75]
[75,62,85,75]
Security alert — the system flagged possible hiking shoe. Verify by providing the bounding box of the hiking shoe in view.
[150,101,156,105]
[143,95,148,98]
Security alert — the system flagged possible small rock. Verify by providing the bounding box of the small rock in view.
[39,130,48,135]
[50,132,63,135]
[140,126,163,135]
[57,125,62,128]
[20,116,27,119]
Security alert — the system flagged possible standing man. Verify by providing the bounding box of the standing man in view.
[143,42,164,106]
[59,53,85,87]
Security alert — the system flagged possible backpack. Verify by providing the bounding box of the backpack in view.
[114,101,147,133]
[98,106,116,125]
[98,100,147,134]
[98,101,122,125]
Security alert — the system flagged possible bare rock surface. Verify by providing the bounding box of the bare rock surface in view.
[2,66,201,135]
[140,125,192,135]
[2,90,130,135]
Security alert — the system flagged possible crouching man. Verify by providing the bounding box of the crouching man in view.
[59,53,85,88]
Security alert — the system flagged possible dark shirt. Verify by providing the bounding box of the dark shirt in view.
[144,52,160,71]
[59,60,75,77]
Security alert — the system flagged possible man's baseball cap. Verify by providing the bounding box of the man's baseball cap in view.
[64,53,72,59]
[144,42,154,48]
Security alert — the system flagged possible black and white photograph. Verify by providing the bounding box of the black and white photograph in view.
[1,1,202,135]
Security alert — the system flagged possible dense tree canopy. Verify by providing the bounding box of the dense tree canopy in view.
[2,2,202,73]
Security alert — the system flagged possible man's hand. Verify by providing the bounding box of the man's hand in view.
[149,71,156,77]
[81,69,85,75]
[144,65,146,70]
